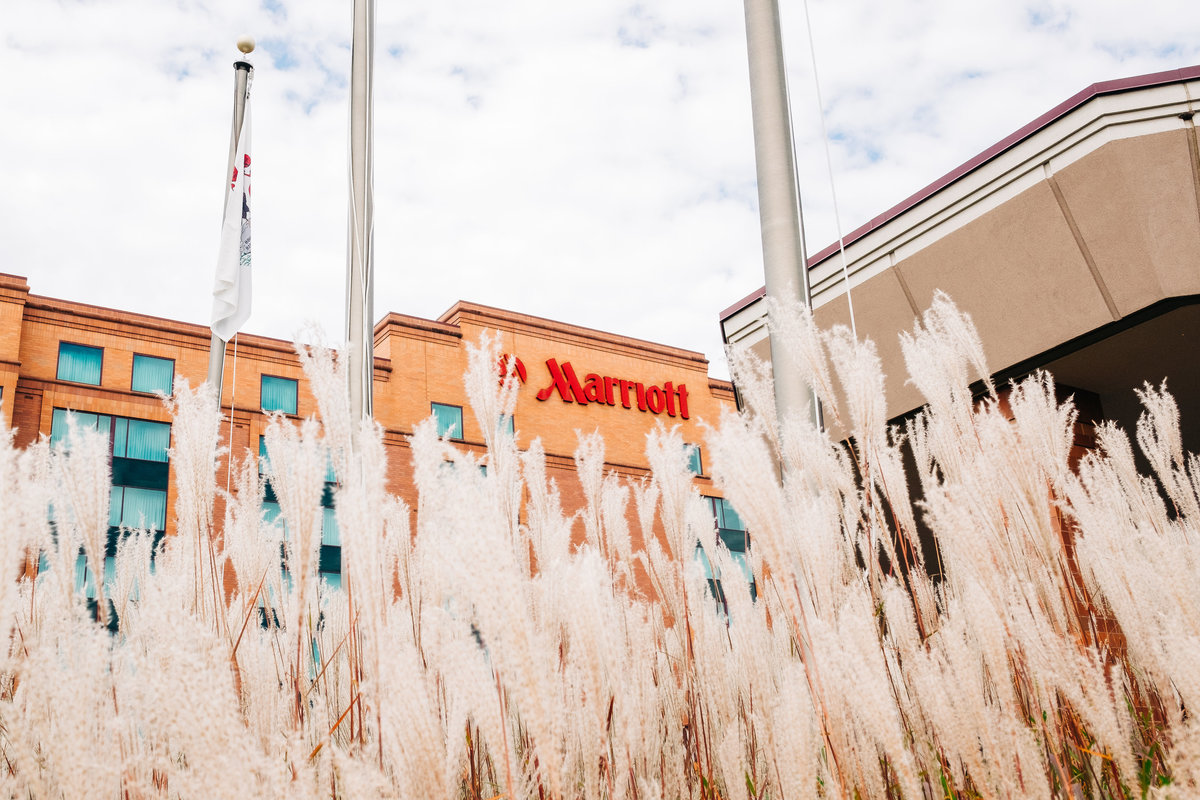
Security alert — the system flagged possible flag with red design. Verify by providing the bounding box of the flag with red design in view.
[211,97,252,341]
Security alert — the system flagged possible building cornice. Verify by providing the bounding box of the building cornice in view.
[440,301,711,373]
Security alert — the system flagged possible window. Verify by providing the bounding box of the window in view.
[52,410,172,464]
[259,435,336,482]
[51,410,171,463]
[697,496,755,611]
[432,403,463,440]
[48,409,170,629]
[131,354,174,395]
[260,436,341,590]
[110,486,168,530]
[261,375,298,415]
[685,443,703,476]
[57,342,103,385]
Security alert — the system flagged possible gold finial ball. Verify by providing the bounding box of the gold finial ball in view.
[237,35,256,55]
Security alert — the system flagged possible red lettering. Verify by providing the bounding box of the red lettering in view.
[498,354,527,385]
[619,380,634,409]
[531,358,692,419]
[583,373,604,403]
[536,359,588,405]
[663,381,676,416]
[646,386,665,414]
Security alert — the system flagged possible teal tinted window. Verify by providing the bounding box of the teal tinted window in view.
[261,375,298,415]
[74,552,117,600]
[498,414,515,437]
[131,355,174,394]
[432,403,463,439]
[685,444,703,476]
[700,496,755,606]
[112,417,128,456]
[322,507,340,546]
[122,419,170,462]
[50,409,112,449]
[57,343,102,385]
[262,438,341,584]
[262,501,288,538]
[111,486,167,531]
[713,497,744,532]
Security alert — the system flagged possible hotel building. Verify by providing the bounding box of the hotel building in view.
[0,273,737,593]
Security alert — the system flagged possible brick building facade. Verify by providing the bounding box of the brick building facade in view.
[0,272,737,593]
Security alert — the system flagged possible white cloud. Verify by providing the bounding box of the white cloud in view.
[2,0,1199,381]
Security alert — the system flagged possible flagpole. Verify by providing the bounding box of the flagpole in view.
[207,41,255,395]
[346,0,375,421]
[742,0,821,431]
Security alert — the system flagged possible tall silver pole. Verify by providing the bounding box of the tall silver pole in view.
[207,53,254,394]
[346,0,376,420]
[742,0,819,429]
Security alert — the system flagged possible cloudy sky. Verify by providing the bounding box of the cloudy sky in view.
[3,1,1200,379]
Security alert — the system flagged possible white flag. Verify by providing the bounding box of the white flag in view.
[211,101,252,341]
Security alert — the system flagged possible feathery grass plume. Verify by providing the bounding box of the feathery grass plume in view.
[599,472,635,590]
[411,408,565,797]
[1135,380,1200,521]
[162,378,225,629]
[263,414,328,732]
[723,339,780,451]
[375,617,451,797]
[763,295,836,425]
[576,430,607,553]
[0,431,46,635]
[114,582,280,797]
[294,327,352,473]
[1070,411,1200,726]
[521,437,572,577]
[222,455,280,615]
[47,413,112,624]
[825,326,913,592]
[900,291,994,477]
[465,332,524,536]
[8,607,119,799]
[109,527,155,631]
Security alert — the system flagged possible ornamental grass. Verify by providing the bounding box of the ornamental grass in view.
[0,294,1196,798]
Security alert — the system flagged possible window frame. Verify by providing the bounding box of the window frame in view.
[431,402,465,441]
[685,443,704,476]
[130,353,175,395]
[260,374,299,415]
[56,341,104,386]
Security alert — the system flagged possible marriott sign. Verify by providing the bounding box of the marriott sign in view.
[530,358,691,419]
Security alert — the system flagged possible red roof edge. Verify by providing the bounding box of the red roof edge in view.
[719,65,1200,323]
[719,286,766,322]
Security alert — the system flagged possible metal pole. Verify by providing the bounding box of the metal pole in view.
[346,0,376,420]
[207,55,254,395]
[742,0,819,429]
